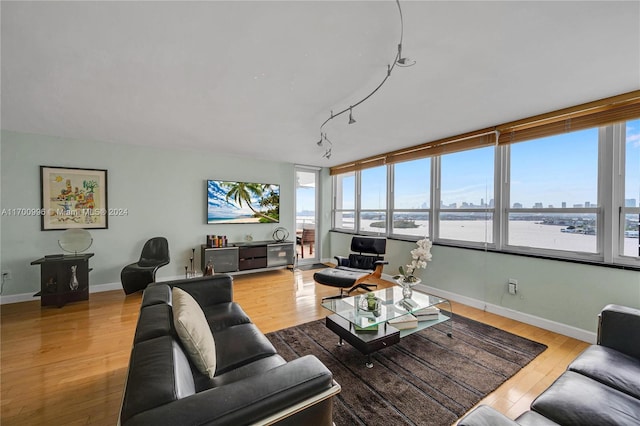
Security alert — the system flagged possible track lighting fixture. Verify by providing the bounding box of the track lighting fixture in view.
[315,0,414,159]
[396,43,416,67]
[318,133,333,159]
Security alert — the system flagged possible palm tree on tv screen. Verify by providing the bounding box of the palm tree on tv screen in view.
[221,182,279,222]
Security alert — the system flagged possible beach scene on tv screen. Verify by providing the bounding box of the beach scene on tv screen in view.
[208,180,280,224]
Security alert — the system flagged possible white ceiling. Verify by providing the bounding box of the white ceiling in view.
[2,1,639,168]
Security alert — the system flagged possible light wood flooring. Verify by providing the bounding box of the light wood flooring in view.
[1,267,589,425]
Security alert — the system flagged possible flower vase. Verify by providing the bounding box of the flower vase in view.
[397,278,421,299]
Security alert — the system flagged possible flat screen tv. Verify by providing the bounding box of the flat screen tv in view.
[207,180,280,224]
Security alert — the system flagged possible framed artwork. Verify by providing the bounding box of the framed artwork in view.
[40,166,108,231]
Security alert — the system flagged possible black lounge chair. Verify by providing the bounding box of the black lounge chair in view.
[314,236,387,300]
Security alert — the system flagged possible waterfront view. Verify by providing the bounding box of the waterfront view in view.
[337,217,639,256]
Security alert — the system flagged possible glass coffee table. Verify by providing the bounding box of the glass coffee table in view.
[322,286,452,368]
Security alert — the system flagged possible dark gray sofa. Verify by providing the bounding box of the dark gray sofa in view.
[458,304,640,425]
[119,274,340,425]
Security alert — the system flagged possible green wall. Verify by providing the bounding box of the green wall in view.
[0,130,296,299]
[329,231,640,339]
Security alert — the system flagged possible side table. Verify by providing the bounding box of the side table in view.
[31,253,94,307]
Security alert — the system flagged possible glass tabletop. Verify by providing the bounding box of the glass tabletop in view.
[322,286,448,329]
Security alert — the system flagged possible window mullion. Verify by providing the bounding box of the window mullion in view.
[432,156,441,241]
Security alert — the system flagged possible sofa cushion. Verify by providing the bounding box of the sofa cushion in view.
[568,344,640,399]
[599,304,640,359]
[134,303,173,344]
[515,411,560,426]
[531,371,640,425]
[201,302,251,332]
[210,354,286,389]
[172,287,217,378]
[120,336,195,424]
[213,323,277,374]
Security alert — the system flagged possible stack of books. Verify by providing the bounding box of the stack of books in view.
[388,313,418,330]
[414,306,440,321]
[354,323,379,333]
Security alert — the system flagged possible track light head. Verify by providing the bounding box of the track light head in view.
[317,134,324,146]
[396,43,415,67]
[348,107,356,124]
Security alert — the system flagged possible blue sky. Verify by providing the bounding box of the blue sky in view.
[509,128,599,207]
[626,119,640,202]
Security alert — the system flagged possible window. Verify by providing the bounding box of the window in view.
[330,97,640,268]
[506,128,600,255]
[392,158,430,238]
[359,165,387,234]
[438,146,495,244]
[333,171,355,231]
[623,119,640,258]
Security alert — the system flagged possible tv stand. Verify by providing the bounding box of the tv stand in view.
[201,240,294,274]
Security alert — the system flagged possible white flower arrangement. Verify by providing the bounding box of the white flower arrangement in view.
[393,237,433,283]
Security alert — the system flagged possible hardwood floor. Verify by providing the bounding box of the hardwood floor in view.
[0,268,589,425]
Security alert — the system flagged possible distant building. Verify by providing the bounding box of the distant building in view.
[585,201,591,207]
[625,199,637,207]
[562,202,567,208]
[533,202,543,208]
[573,204,584,208]
[513,202,523,208]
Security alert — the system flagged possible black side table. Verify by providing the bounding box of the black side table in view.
[31,253,94,307]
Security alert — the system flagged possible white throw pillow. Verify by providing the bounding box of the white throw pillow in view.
[171,287,217,378]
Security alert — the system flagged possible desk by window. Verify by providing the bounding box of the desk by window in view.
[31,253,94,307]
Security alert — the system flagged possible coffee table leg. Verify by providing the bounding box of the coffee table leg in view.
[365,354,373,369]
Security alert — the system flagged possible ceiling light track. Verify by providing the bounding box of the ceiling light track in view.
[316,0,414,159]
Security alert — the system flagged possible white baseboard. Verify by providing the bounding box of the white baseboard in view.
[414,283,596,344]
[381,273,595,343]
[0,274,190,305]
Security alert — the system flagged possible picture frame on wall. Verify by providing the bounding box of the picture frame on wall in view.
[40,166,108,231]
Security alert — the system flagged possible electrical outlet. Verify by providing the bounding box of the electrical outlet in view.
[508,278,517,295]
[2,270,11,280]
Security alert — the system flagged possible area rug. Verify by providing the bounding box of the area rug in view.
[266,314,547,425]
[294,263,329,271]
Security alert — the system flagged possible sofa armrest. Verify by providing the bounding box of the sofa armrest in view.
[122,355,336,426]
[598,304,640,359]
[167,274,234,306]
[457,405,520,426]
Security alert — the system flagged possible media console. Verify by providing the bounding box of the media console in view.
[200,240,294,274]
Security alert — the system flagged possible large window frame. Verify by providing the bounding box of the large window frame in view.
[501,128,603,261]
[389,157,431,239]
[331,119,640,268]
[436,146,497,248]
[617,120,640,261]
[332,171,356,232]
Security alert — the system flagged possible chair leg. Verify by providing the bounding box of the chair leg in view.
[347,283,377,294]
[321,289,348,301]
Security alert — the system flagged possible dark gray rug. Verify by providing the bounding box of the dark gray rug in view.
[294,263,328,271]
[266,314,547,425]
